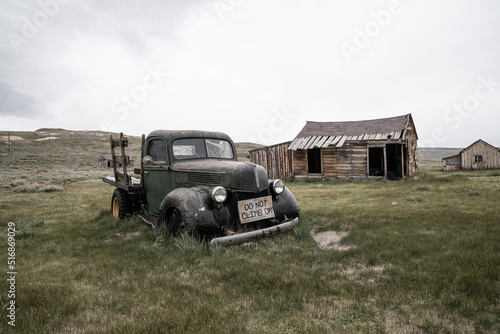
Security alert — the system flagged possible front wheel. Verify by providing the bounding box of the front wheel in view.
[167,208,191,236]
[111,188,132,219]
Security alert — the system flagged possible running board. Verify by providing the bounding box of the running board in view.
[138,214,158,227]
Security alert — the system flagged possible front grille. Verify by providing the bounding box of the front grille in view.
[228,189,270,202]
[187,172,222,186]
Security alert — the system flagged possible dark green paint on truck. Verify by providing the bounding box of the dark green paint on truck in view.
[103,130,300,245]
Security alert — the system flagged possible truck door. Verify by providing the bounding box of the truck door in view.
[143,138,173,214]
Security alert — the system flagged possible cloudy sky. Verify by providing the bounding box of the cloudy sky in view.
[1,0,499,147]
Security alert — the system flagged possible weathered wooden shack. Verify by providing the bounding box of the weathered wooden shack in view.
[442,139,500,171]
[289,114,418,180]
[250,114,418,180]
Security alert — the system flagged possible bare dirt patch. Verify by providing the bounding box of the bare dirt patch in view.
[341,264,391,283]
[311,230,352,250]
[0,135,25,141]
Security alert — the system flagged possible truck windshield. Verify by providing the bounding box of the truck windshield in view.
[173,138,234,160]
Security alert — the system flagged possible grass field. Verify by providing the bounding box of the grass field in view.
[0,130,499,332]
[1,157,499,333]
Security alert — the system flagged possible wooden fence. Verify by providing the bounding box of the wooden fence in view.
[248,142,293,180]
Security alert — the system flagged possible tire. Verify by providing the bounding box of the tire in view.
[111,188,133,219]
[167,208,190,236]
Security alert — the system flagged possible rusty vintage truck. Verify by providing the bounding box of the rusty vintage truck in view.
[102,130,300,246]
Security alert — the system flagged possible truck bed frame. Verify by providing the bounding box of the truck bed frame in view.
[101,133,142,194]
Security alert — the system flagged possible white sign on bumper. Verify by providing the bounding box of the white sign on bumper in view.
[237,196,275,224]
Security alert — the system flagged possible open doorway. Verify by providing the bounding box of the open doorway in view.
[307,148,322,174]
[386,144,403,180]
[368,147,384,176]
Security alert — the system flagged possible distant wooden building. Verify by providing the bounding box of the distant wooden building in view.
[248,142,293,180]
[442,139,500,171]
[250,114,418,180]
[442,154,462,171]
[98,154,134,169]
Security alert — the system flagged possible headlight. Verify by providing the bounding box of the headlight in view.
[271,179,285,195]
[211,186,227,203]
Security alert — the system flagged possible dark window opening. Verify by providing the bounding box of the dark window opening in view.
[474,155,483,163]
[307,148,322,174]
[147,139,167,163]
[368,147,384,176]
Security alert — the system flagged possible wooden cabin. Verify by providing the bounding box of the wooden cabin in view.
[442,139,500,171]
[289,114,418,180]
[250,114,418,180]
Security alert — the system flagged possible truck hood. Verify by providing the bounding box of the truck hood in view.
[172,160,269,192]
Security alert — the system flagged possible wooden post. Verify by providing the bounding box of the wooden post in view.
[366,147,370,176]
[110,135,118,182]
[120,133,129,186]
[401,143,405,178]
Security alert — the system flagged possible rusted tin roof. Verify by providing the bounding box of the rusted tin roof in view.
[289,114,412,150]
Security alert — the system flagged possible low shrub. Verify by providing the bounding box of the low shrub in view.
[72,266,86,280]
[45,243,60,253]
[12,182,64,193]
[407,195,422,202]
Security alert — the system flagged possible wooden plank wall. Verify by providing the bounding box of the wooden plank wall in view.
[461,141,500,170]
[249,142,294,180]
[443,163,462,172]
[405,127,418,175]
[293,150,307,176]
[322,143,368,178]
[256,134,420,180]
[292,139,418,180]
[442,156,462,171]
[291,143,369,179]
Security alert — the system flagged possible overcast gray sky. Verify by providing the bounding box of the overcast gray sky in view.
[1,0,499,147]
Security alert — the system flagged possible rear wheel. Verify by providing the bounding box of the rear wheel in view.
[111,188,132,219]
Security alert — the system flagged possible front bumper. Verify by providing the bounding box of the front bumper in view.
[209,217,299,247]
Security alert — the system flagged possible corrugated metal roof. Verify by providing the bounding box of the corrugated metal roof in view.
[289,114,410,151]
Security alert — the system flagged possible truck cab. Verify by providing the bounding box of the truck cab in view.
[103,130,300,246]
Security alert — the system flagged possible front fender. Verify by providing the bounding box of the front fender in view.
[158,187,219,235]
[273,186,300,221]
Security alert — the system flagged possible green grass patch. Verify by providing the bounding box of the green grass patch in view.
[407,195,423,202]
[415,184,430,191]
